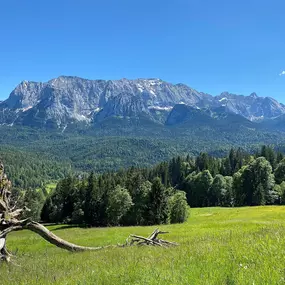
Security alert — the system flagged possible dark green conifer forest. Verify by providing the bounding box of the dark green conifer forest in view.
[36,145,285,227]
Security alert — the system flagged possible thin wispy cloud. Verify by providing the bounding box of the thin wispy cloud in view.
[279,71,285,76]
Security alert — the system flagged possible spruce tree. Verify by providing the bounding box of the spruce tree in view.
[148,178,169,225]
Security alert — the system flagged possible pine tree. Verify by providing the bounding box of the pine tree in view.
[208,174,225,206]
[274,159,285,184]
[148,178,169,225]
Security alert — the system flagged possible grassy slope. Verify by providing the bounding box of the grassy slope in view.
[2,206,285,285]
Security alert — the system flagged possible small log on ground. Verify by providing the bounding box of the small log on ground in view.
[124,228,178,247]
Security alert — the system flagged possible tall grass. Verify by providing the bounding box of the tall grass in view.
[1,206,285,284]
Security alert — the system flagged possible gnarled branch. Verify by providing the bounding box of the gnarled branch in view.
[25,221,104,252]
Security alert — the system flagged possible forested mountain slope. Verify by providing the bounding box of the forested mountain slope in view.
[0,120,283,190]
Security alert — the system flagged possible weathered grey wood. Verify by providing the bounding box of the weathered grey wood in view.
[0,237,5,251]
[130,234,163,246]
[128,230,177,247]
[158,239,179,246]
[147,228,159,240]
[25,221,105,252]
[0,236,10,263]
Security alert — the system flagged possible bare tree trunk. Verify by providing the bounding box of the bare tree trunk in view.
[25,221,104,252]
[0,221,105,253]
[0,236,11,262]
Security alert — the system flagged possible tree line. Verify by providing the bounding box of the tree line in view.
[20,145,285,226]
[41,173,189,226]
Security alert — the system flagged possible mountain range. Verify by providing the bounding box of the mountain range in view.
[1,76,285,130]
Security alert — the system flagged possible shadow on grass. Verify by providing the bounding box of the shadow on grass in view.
[42,224,87,231]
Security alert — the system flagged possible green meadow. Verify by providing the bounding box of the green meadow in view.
[2,206,285,285]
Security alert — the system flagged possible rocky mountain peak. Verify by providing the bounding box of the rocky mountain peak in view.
[0,76,284,128]
[249,92,258,98]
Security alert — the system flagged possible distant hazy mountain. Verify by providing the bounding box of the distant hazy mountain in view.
[214,92,285,121]
[0,76,285,129]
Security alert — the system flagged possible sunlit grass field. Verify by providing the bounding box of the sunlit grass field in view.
[2,206,285,284]
[36,182,57,194]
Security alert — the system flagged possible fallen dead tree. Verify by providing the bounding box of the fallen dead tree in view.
[123,228,178,247]
[0,162,177,264]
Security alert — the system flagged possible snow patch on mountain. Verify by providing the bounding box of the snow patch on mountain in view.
[23,106,33,112]
[1,76,285,128]
[148,105,173,111]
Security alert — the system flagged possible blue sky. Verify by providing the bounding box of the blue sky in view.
[0,0,285,101]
